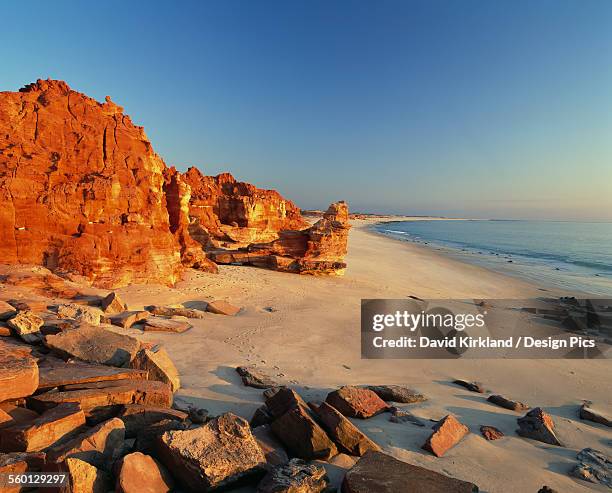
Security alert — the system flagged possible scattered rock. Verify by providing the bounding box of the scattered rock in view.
[37,359,147,390]
[452,380,485,393]
[342,450,479,492]
[257,458,330,493]
[236,366,278,389]
[118,405,188,438]
[143,316,192,333]
[7,311,44,343]
[0,301,17,321]
[101,292,128,314]
[0,341,39,401]
[115,452,174,493]
[0,402,85,452]
[146,305,206,319]
[130,346,180,392]
[422,415,469,457]
[388,406,425,426]
[109,311,150,329]
[46,417,125,471]
[57,304,102,325]
[570,448,611,488]
[252,424,290,468]
[487,395,530,412]
[366,385,426,404]
[206,300,241,316]
[44,324,141,367]
[516,408,563,446]
[479,426,504,441]
[579,402,611,427]
[57,457,113,493]
[156,413,266,491]
[313,402,381,456]
[325,386,389,419]
[265,387,308,418]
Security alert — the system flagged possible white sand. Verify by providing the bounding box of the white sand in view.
[110,219,611,492]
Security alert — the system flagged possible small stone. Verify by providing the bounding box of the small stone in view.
[7,311,44,343]
[517,408,563,446]
[130,346,180,392]
[579,402,611,427]
[115,452,174,493]
[326,386,389,419]
[422,415,469,457]
[487,395,530,412]
[100,292,128,314]
[480,425,504,441]
[156,413,266,491]
[206,300,241,316]
[366,385,426,404]
[452,379,485,393]
[236,366,278,389]
[570,448,611,488]
[257,458,329,493]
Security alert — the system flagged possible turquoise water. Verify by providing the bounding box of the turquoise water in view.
[374,220,612,296]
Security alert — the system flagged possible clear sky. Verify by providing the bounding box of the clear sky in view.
[2,0,611,220]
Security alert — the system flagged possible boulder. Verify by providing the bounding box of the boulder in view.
[133,419,187,456]
[479,426,504,441]
[422,415,469,457]
[46,417,125,470]
[271,405,338,461]
[341,451,479,492]
[7,311,44,343]
[313,402,380,456]
[487,395,529,412]
[109,311,150,329]
[115,452,174,493]
[118,405,188,438]
[265,387,307,418]
[366,385,426,404]
[37,359,147,390]
[143,317,192,333]
[251,405,274,428]
[0,301,17,321]
[452,380,485,393]
[145,305,207,318]
[325,386,389,419]
[570,448,610,488]
[207,300,241,316]
[252,424,290,468]
[130,347,180,392]
[56,304,102,326]
[579,403,611,427]
[257,458,330,493]
[100,292,128,314]
[0,341,39,401]
[28,380,173,417]
[516,408,563,446]
[236,366,278,389]
[0,402,85,452]
[156,413,266,491]
[57,457,113,493]
[44,324,141,367]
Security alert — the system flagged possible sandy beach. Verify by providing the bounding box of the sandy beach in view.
[97,218,612,492]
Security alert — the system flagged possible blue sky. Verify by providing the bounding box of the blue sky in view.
[2,0,611,219]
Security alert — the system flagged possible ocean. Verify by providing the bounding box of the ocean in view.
[373,219,612,296]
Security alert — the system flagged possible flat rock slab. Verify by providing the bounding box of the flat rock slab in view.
[366,385,426,404]
[487,395,529,412]
[422,415,469,457]
[313,402,381,457]
[236,366,278,389]
[56,304,102,325]
[342,450,479,492]
[0,341,39,401]
[326,386,389,419]
[38,359,147,390]
[580,403,611,427]
[143,316,192,333]
[28,380,173,416]
[570,447,611,488]
[0,402,85,452]
[0,301,17,321]
[118,405,188,438]
[131,347,180,392]
[146,305,207,319]
[157,413,266,491]
[517,408,563,446]
[44,324,141,367]
[206,300,241,316]
[46,417,125,470]
[116,452,174,493]
[257,458,329,493]
[109,311,150,329]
